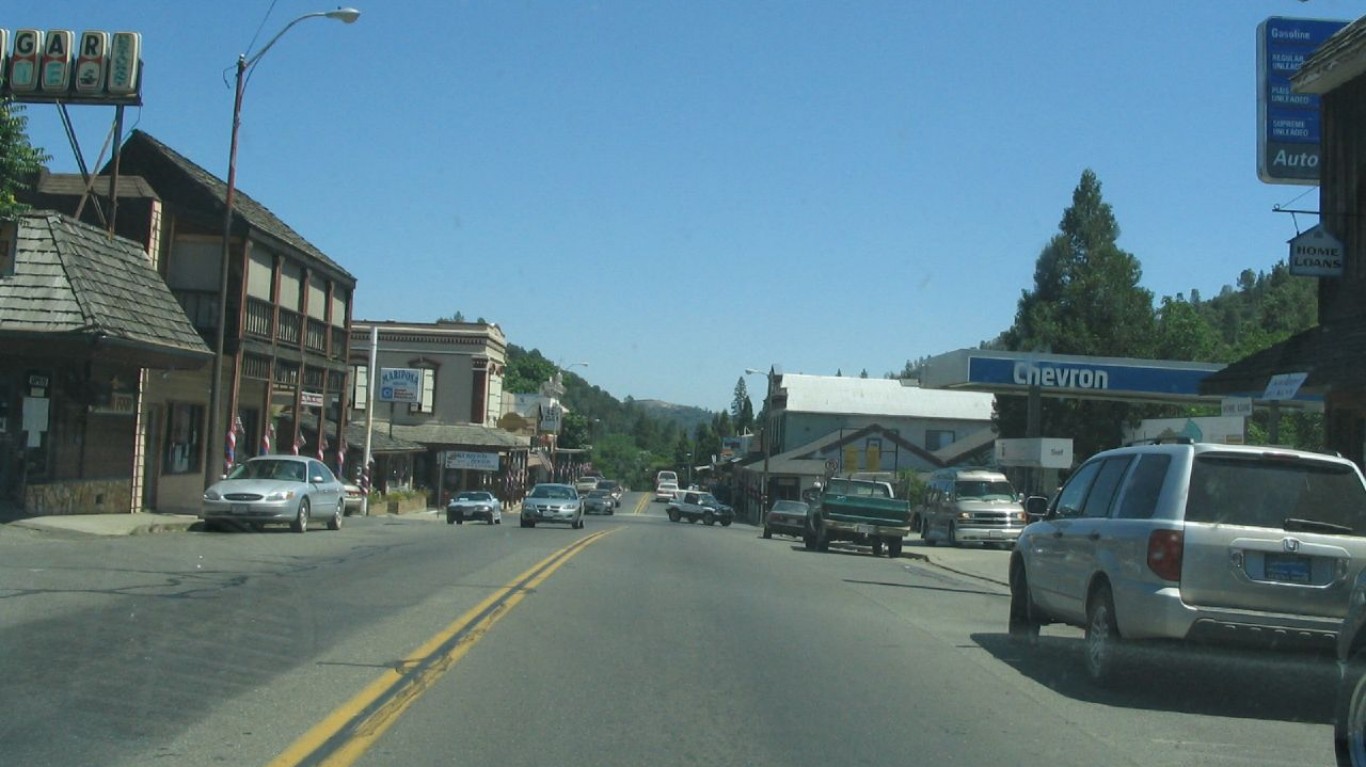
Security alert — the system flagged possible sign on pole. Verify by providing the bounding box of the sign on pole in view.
[1221,397,1254,417]
[378,368,421,403]
[1256,16,1347,185]
[1263,372,1309,401]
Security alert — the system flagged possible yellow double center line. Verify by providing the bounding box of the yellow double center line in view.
[268,527,620,767]
[631,493,651,516]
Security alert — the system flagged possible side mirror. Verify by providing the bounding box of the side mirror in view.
[1024,495,1050,520]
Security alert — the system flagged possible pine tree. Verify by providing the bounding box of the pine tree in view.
[998,170,1156,458]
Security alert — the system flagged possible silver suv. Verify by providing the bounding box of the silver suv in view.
[1008,440,1366,686]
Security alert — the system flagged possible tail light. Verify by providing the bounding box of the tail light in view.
[1147,529,1184,582]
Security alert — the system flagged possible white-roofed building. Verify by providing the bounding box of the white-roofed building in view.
[732,373,998,522]
[773,374,994,456]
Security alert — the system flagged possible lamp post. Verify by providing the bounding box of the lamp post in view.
[206,8,361,488]
[745,366,776,525]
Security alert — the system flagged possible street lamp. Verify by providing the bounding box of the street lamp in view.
[744,366,776,524]
[206,8,361,487]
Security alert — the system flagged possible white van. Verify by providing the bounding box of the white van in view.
[919,468,1027,548]
[655,470,678,487]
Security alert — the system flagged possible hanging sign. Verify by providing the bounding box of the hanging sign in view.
[1288,224,1344,277]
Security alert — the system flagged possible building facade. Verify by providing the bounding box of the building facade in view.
[349,320,528,505]
[0,210,211,515]
[29,130,358,513]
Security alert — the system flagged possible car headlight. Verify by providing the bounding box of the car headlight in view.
[204,489,221,501]
[265,490,297,502]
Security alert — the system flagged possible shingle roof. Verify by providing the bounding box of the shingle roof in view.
[114,130,354,282]
[1293,15,1366,95]
[1198,322,1366,395]
[0,210,212,362]
[34,171,160,200]
[384,421,528,449]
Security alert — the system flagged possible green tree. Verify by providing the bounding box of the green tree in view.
[0,100,49,220]
[998,170,1157,458]
[730,377,754,434]
[503,347,558,394]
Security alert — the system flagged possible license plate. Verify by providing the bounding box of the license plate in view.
[231,504,249,514]
[988,530,1005,539]
[1264,553,1311,584]
[856,525,875,534]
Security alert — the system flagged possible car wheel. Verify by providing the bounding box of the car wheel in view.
[202,520,219,533]
[328,502,343,531]
[456,514,464,525]
[1336,649,1366,766]
[668,508,680,523]
[447,514,456,525]
[703,510,715,526]
[494,516,502,525]
[292,499,310,534]
[887,537,902,558]
[762,526,773,539]
[1008,559,1041,646]
[803,531,816,551]
[1084,582,1122,686]
[871,538,884,557]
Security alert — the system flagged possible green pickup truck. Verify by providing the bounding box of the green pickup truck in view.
[803,477,911,557]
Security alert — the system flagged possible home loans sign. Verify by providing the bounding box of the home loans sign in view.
[1,29,143,104]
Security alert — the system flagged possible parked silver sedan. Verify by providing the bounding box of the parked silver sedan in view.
[519,483,584,529]
[202,455,345,533]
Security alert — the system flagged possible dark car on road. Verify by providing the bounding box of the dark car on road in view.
[763,499,809,539]
[583,489,616,515]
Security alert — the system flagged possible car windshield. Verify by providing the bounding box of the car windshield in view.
[955,480,1017,501]
[824,479,891,498]
[588,490,610,498]
[531,486,575,500]
[456,492,491,502]
[228,460,305,482]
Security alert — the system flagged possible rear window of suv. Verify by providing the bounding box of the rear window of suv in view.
[1184,453,1366,533]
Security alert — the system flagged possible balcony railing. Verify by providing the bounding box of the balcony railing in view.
[305,317,328,354]
[277,308,301,347]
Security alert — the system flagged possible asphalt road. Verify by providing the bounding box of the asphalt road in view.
[0,492,1338,766]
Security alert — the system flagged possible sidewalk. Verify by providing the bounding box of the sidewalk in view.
[2,511,203,537]
[0,506,441,538]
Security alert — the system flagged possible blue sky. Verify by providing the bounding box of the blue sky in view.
[17,1,1357,410]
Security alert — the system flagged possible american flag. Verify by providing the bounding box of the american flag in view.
[317,432,328,463]
[292,431,304,456]
[262,421,273,455]
[225,415,241,475]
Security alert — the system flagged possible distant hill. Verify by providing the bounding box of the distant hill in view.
[632,399,715,435]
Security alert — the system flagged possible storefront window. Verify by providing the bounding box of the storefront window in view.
[164,403,203,475]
